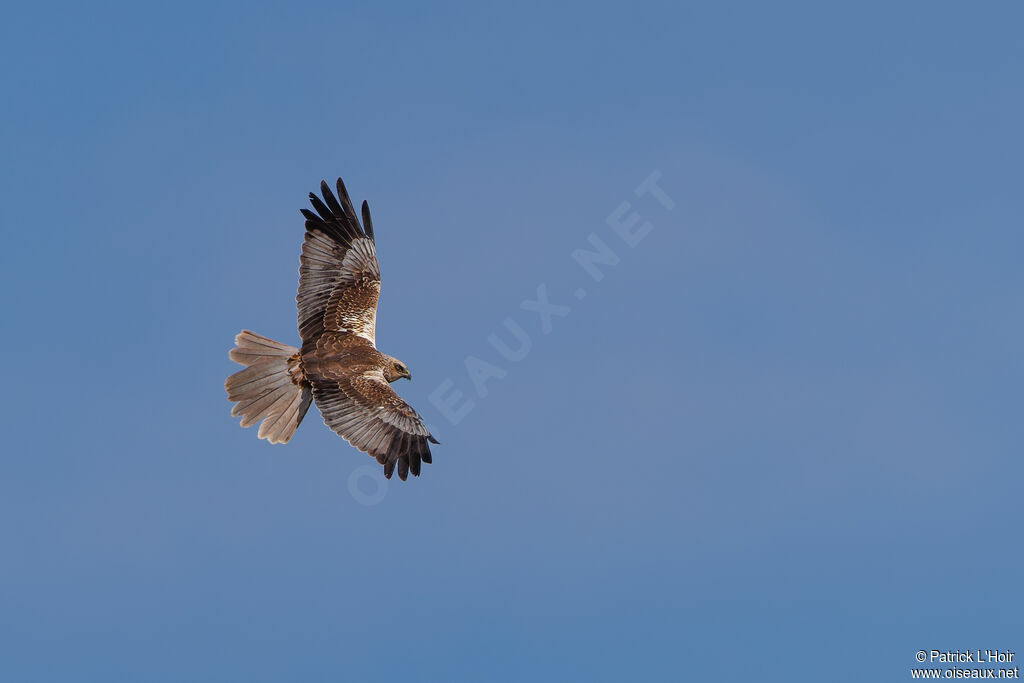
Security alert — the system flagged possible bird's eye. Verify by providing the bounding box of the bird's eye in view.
[394,363,403,371]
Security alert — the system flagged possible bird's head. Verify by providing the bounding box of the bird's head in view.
[384,356,412,382]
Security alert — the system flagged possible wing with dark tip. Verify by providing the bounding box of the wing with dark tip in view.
[298,179,381,346]
[310,370,439,481]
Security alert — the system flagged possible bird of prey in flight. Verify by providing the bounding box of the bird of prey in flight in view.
[225,178,438,481]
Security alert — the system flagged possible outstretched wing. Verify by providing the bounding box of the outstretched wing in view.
[310,371,439,481]
[298,179,380,347]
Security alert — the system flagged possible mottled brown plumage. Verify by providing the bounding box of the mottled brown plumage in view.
[225,178,438,480]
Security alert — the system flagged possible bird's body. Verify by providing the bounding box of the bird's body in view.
[225,178,437,480]
[301,332,391,384]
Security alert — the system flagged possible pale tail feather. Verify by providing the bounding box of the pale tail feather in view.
[225,330,312,444]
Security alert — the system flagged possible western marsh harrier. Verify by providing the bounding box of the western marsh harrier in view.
[225,178,438,481]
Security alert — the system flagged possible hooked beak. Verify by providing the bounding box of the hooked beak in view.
[403,371,412,381]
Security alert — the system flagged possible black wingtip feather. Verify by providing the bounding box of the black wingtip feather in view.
[361,200,374,241]
[336,178,360,226]
[320,180,345,217]
[308,194,334,223]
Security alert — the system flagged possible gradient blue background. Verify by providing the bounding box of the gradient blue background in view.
[2,2,1022,681]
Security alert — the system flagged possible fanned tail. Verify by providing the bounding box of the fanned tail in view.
[225,330,312,444]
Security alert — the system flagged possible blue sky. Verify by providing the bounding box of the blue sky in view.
[2,2,1022,681]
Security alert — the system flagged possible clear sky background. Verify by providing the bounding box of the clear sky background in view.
[2,2,1022,681]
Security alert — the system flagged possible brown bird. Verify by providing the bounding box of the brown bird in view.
[225,178,438,481]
